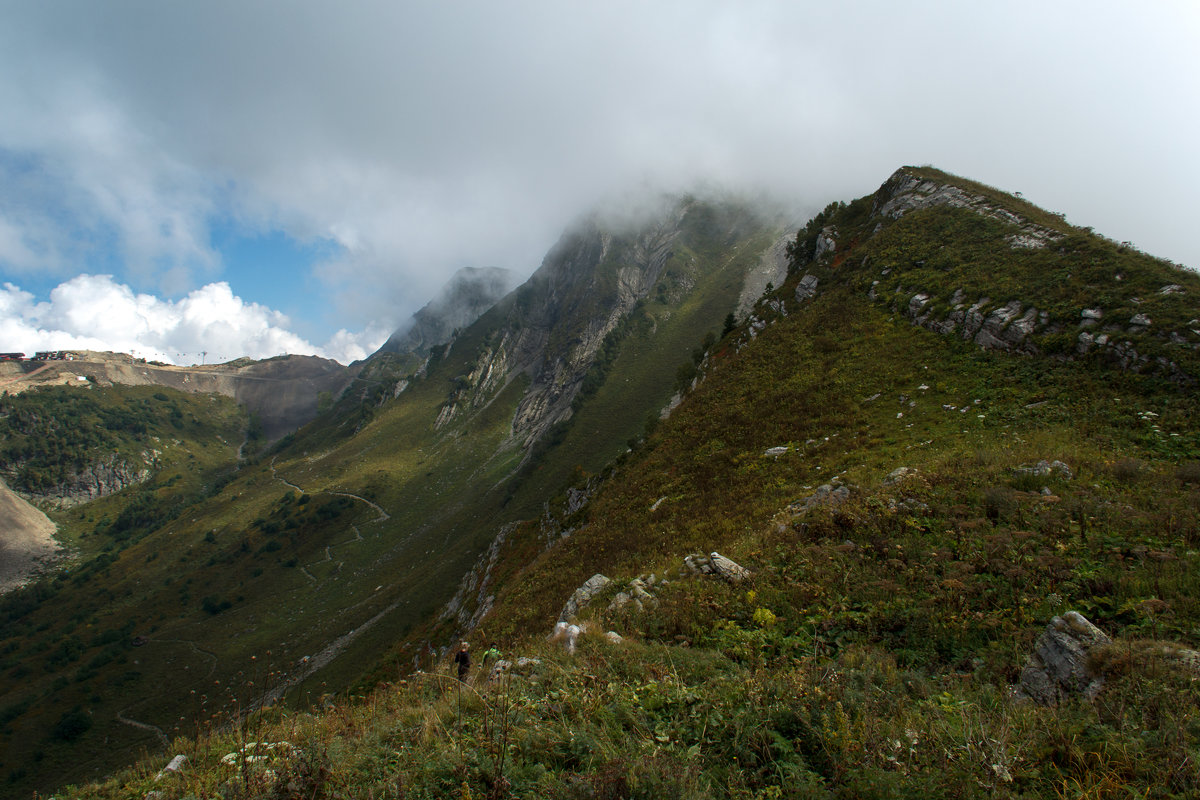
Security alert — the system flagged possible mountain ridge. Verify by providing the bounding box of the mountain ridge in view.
[0,191,795,794]
[9,167,1200,798]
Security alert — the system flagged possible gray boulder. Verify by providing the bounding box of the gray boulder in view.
[882,466,917,486]
[683,551,752,582]
[1016,612,1111,705]
[1014,460,1073,480]
[813,229,837,261]
[607,576,658,612]
[558,574,611,622]
[155,754,188,781]
[790,482,851,513]
[710,552,752,582]
[795,274,819,301]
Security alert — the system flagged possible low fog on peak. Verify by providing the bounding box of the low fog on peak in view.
[0,1,1196,363]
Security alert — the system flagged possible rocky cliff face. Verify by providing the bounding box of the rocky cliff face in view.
[872,169,1063,249]
[5,452,157,508]
[429,200,769,447]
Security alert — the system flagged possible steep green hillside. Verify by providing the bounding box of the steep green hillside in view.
[0,384,247,788]
[53,168,1200,799]
[53,167,1200,799]
[1,197,791,795]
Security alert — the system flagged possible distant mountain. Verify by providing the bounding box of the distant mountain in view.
[374,266,517,360]
[0,350,355,442]
[0,192,793,795]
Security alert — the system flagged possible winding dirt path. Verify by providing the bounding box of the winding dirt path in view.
[153,638,220,678]
[115,708,171,750]
[328,491,390,522]
[114,637,218,749]
[269,457,390,522]
[0,362,50,389]
[255,600,401,709]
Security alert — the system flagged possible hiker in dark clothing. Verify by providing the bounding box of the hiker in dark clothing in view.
[453,641,471,682]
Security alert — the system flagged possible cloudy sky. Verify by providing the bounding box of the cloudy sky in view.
[0,1,1196,364]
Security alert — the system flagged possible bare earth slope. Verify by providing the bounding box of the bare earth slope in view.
[0,476,59,593]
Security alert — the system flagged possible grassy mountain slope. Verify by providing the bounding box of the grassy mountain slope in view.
[56,166,1200,799]
[0,384,247,787]
[1,197,792,795]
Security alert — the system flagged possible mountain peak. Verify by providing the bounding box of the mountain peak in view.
[374,266,518,358]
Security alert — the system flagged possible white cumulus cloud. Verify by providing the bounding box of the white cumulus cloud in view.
[0,276,384,365]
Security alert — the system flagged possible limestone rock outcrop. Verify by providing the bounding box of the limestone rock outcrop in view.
[12,453,157,509]
[608,575,661,613]
[1013,460,1074,481]
[1016,612,1111,705]
[790,482,851,514]
[795,274,819,302]
[558,573,612,622]
[683,552,752,582]
[873,169,1062,249]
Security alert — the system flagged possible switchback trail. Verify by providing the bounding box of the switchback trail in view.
[114,637,218,750]
[269,457,389,521]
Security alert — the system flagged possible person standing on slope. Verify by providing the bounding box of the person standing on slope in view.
[453,641,471,682]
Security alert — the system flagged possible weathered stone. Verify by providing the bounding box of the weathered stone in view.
[608,575,658,612]
[1004,307,1039,344]
[1016,612,1111,705]
[763,446,789,457]
[608,591,633,611]
[155,754,188,780]
[709,552,752,582]
[683,552,752,582]
[974,300,1024,350]
[814,228,837,261]
[1015,460,1073,480]
[872,169,1061,247]
[489,659,513,680]
[961,298,991,339]
[883,467,917,486]
[790,483,851,513]
[492,655,543,680]
[18,453,157,509]
[558,574,611,622]
[795,274,819,301]
[551,621,584,653]
[1130,313,1151,327]
[1159,284,1184,295]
